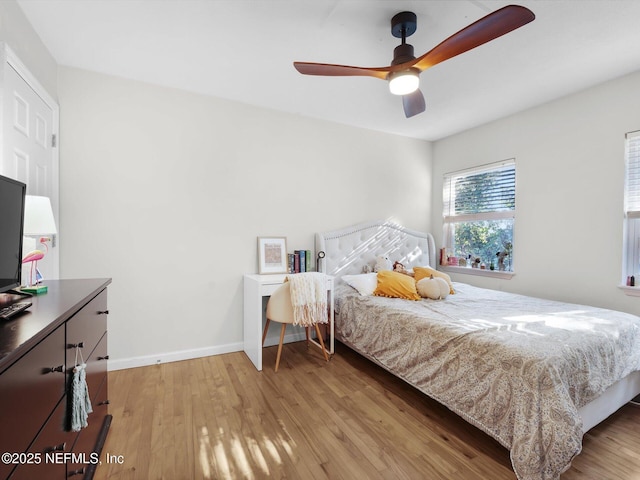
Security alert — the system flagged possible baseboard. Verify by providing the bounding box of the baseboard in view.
[107,342,244,371]
[107,329,311,372]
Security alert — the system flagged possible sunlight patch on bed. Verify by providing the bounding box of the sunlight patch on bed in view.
[403,245,423,264]
[503,311,609,334]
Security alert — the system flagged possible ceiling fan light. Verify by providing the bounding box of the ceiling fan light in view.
[388,70,419,95]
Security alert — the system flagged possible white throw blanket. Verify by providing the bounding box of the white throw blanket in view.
[286,272,328,326]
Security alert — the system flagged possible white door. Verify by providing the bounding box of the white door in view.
[1,46,59,282]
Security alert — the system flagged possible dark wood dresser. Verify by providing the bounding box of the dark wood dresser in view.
[0,279,112,480]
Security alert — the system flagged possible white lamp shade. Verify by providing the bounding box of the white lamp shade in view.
[24,195,57,235]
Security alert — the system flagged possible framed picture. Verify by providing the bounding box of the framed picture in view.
[257,237,288,274]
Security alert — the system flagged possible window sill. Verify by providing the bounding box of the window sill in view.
[439,265,515,280]
[618,285,640,297]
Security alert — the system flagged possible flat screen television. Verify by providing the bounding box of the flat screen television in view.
[0,174,26,294]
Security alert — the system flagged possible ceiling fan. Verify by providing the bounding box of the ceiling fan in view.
[293,5,535,118]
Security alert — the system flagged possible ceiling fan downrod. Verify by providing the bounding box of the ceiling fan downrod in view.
[388,11,420,96]
[391,11,418,65]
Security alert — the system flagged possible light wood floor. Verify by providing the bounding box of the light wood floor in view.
[94,342,640,480]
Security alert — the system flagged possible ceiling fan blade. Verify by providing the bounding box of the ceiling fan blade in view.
[412,5,535,72]
[402,89,426,118]
[294,61,390,80]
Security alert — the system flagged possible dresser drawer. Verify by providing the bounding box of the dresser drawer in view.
[0,324,66,477]
[84,332,108,408]
[68,377,109,478]
[9,397,77,480]
[66,290,108,376]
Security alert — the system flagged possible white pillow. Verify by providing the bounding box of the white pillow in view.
[341,273,378,296]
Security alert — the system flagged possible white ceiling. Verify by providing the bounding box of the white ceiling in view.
[16,0,640,141]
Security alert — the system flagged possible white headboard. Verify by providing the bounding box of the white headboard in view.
[315,220,436,277]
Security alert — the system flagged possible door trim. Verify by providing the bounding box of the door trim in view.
[1,42,60,278]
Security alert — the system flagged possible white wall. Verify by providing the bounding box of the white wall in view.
[432,70,640,316]
[58,66,432,367]
[0,0,57,99]
[8,0,638,363]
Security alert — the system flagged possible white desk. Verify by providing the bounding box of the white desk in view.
[243,273,334,371]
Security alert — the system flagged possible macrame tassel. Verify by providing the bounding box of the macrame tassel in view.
[69,345,93,432]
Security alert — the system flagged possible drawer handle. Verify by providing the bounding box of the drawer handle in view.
[97,355,110,361]
[97,310,109,315]
[98,399,110,406]
[44,442,66,453]
[68,467,85,477]
[68,341,84,349]
[44,365,65,374]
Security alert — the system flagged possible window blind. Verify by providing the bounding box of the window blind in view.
[443,159,516,222]
[625,130,640,218]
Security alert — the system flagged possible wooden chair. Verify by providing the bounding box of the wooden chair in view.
[262,282,329,372]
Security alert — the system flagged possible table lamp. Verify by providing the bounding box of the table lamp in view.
[22,195,57,293]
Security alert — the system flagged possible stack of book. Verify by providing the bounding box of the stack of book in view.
[288,249,312,273]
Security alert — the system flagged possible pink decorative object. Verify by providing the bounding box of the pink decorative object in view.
[22,236,51,286]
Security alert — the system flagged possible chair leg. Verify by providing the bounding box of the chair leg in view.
[275,323,287,372]
[305,326,310,347]
[262,318,271,347]
[314,324,329,362]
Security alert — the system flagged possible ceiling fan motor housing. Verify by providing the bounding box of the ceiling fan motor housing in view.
[392,43,415,65]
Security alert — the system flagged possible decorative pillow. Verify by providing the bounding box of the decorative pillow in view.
[341,273,378,296]
[374,255,392,272]
[416,276,449,300]
[374,270,421,301]
[413,266,455,294]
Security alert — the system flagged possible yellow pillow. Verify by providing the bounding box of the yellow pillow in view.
[413,266,455,294]
[374,270,421,301]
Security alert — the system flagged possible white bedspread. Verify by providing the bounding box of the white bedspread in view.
[335,282,640,480]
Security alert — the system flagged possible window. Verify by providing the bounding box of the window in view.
[623,130,640,286]
[443,159,516,272]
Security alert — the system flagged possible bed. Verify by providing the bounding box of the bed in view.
[315,220,640,480]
